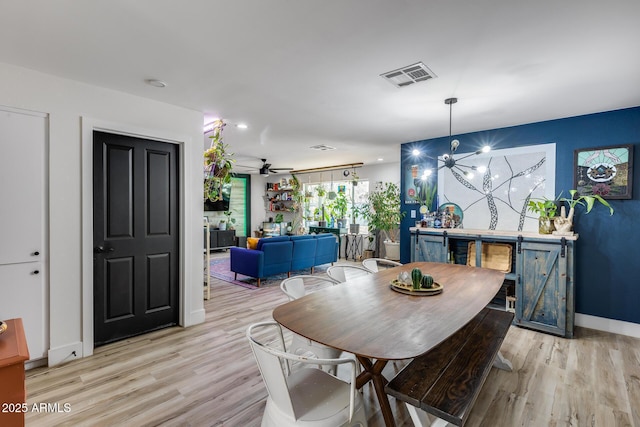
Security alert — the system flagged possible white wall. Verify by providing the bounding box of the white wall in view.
[249,162,401,235]
[0,62,205,365]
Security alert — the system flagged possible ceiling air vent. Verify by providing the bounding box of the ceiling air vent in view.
[381,62,437,88]
[309,144,336,151]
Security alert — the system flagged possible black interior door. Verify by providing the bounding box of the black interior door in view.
[93,131,179,346]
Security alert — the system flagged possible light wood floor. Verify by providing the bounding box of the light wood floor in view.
[25,255,640,426]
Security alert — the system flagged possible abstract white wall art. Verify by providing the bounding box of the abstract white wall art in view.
[437,143,556,231]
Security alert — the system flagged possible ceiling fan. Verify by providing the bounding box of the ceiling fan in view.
[258,159,293,176]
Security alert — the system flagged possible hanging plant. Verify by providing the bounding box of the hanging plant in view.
[204,119,235,202]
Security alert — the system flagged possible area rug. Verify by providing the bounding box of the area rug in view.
[209,258,329,289]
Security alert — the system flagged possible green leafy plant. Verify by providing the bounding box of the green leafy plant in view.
[558,189,614,223]
[204,119,235,202]
[561,190,613,214]
[331,192,348,220]
[223,211,236,227]
[360,182,406,242]
[289,174,304,234]
[526,198,558,218]
[315,184,326,197]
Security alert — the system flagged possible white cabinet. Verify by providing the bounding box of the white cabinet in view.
[0,106,48,360]
[0,263,46,358]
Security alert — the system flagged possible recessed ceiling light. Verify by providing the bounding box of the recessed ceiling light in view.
[145,79,167,88]
[236,123,248,129]
[377,158,384,162]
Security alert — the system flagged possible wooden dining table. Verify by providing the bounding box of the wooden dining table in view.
[272,261,506,427]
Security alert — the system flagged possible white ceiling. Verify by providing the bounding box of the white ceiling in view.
[2,0,639,174]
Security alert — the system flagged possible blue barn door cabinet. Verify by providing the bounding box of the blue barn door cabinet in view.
[410,228,577,338]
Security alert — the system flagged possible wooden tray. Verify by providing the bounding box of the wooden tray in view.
[390,280,443,296]
[467,242,512,273]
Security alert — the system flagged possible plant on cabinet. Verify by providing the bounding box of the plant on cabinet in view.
[554,189,614,234]
[527,197,559,234]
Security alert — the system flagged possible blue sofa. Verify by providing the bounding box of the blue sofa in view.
[229,233,338,286]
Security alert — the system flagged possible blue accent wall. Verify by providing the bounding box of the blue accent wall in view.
[400,106,640,325]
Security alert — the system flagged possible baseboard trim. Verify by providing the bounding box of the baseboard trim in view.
[48,341,83,367]
[25,357,48,371]
[186,308,206,327]
[575,313,640,339]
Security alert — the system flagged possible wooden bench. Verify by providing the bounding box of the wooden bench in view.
[385,308,514,427]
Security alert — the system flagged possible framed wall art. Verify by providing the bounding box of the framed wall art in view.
[437,143,556,232]
[574,144,633,199]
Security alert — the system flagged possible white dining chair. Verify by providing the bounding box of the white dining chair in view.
[247,321,368,427]
[280,275,337,301]
[361,258,402,273]
[281,275,354,375]
[326,265,373,283]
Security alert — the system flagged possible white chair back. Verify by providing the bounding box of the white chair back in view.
[361,258,402,273]
[326,265,373,283]
[247,321,367,426]
[280,275,337,301]
[247,323,294,417]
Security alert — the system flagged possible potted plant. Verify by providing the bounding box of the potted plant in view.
[360,182,405,260]
[554,189,614,234]
[527,197,559,234]
[204,119,234,202]
[350,203,362,234]
[289,174,305,235]
[331,192,349,227]
[223,211,236,230]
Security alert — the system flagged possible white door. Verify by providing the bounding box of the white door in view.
[0,106,47,360]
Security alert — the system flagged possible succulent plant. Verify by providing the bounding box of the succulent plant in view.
[411,268,423,290]
[421,274,434,289]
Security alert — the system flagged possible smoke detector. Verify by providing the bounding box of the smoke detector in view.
[380,62,437,88]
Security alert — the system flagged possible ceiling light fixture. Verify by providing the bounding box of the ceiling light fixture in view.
[145,79,167,88]
[417,98,490,179]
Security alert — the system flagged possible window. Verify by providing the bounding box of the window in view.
[302,179,369,230]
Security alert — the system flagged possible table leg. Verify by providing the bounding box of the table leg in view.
[356,356,396,427]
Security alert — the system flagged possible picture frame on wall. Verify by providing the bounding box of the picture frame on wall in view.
[404,163,436,205]
[574,144,633,199]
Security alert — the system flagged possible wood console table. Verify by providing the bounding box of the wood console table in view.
[411,227,578,338]
[0,318,30,427]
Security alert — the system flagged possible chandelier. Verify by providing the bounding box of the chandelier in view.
[417,98,491,179]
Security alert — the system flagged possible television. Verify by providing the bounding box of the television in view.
[204,182,232,211]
